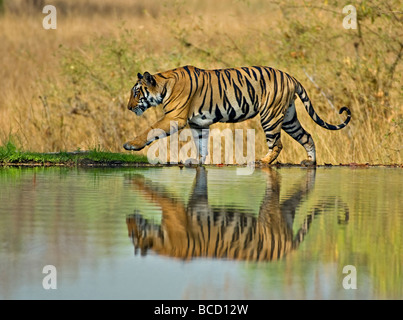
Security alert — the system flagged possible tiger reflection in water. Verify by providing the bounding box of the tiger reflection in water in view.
[126,168,348,261]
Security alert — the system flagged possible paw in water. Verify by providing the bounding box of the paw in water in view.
[300,159,316,166]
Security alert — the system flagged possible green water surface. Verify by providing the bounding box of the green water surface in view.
[0,166,401,299]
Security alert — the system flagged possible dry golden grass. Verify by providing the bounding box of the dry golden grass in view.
[0,0,402,164]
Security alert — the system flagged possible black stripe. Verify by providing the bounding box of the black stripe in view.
[260,98,274,120]
[307,102,316,118]
[256,235,263,260]
[301,134,311,145]
[254,66,266,96]
[250,67,258,81]
[164,108,175,115]
[279,71,284,99]
[231,226,239,242]
[228,107,236,120]
[198,72,206,97]
[271,70,278,100]
[245,77,256,106]
[265,132,280,140]
[284,125,302,135]
[295,132,305,141]
[259,69,276,120]
[222,91,231,112]
[160,85,167,101]
[183,66,194,104]
[273,105,285,120]
[263,67,272,81]
[192,68,199,93]
[235,69,243,83]
[275,71,285,106]
[270,232,275,260]
[221,74,228,90]
[215,70,222,98]
[214,104,223,122]
[214,226,220,256]
[241,98,250,116]
[208,73,214,114]
[198,88,208,115]
[233,81,243,106]
[282,111,298,127]
[264,117,284,132]
[224,69,232,82]
[241,67,251,77]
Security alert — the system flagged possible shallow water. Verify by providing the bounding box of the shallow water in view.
[0,166,402,299]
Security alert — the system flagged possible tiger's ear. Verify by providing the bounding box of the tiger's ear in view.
[137,73,143,80]
[143,71,156,87]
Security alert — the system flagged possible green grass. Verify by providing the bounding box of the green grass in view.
[0,140,148,166]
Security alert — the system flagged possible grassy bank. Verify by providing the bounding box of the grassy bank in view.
[0,0,402,164]
[0,141,148,166]
[1,140,401,168]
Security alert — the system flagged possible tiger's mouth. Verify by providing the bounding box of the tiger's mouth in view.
[133,107,144,116]
[130,105,146,116]
[130,99,151,116]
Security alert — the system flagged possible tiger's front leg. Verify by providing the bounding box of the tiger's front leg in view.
[123,130,151,151]
[123,118,187,151]
[261,140,283,164]
[189,125,210,164]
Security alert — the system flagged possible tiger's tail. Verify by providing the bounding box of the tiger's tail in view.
[294,79,351,130]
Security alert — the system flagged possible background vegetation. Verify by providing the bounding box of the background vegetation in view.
[0,0,402,164]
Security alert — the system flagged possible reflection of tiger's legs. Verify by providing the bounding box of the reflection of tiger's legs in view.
[260,113,284,164]
[282,101,316,165]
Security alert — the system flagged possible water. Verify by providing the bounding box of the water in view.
[0,166,402,300]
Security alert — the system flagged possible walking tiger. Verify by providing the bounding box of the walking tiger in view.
[124,66,351,164]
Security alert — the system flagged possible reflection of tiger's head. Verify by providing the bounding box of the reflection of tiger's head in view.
[127,72,167,116]
[127,213,161,256]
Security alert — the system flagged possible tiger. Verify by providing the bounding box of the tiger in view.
[126,167,349,261]
[123,65,351,165]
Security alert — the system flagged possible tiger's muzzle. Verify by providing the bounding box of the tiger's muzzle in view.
[128,105,146,116]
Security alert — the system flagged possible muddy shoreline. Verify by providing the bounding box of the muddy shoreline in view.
[1,160,401,169]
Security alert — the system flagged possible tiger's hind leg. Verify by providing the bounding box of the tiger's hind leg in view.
[260,112,284,164]
[282,101,316,165]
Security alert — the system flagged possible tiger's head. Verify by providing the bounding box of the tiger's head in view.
[128,72,165,116]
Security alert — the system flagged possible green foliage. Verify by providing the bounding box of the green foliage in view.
[0,140,148,165]
[86,149,149,163]
[0,139,17,160]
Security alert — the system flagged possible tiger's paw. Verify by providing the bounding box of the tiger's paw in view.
[260,155,277,164]
[123,142,144,151]
[300,159,316,167]
[260,144,283,164]
[184,158,200,167]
